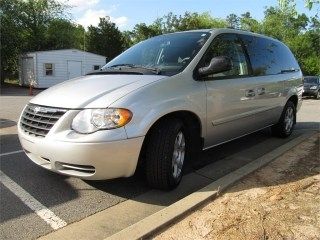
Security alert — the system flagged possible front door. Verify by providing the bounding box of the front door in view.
[67,61,82,79]
[200,33,260,148]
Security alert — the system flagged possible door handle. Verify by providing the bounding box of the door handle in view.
[245,89,255,97]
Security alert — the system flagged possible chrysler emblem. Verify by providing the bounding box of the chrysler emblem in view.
[34,106,41,113]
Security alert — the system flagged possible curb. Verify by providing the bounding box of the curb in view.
[106,131,316,240]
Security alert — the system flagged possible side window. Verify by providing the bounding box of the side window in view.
[44,63,54,76]
[201,34,249,79]
[240,35,299,76]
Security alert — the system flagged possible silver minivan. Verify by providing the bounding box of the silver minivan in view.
[18,28,302,189]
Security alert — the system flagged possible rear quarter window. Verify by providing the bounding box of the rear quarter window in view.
[240,34,300,76]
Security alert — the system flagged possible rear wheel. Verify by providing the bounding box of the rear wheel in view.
[145,119,187,190]
[271,101,296,138]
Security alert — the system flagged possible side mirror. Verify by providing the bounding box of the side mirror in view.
[198,56,232,77]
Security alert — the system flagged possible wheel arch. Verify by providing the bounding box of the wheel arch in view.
[287,95,298,109]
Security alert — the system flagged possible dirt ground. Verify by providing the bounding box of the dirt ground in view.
[155,133,320,240]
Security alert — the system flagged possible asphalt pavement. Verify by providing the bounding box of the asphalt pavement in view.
[0,86,319,240]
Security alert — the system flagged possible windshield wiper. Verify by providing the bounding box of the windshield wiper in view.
[108,63,135,68]
[280,69,298,74]
[106,64,161,75]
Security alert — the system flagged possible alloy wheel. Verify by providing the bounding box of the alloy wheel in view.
[172,131,186,179]
[284,107,294,133]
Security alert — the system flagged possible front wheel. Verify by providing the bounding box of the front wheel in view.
[316,91,320,100]
[271,101,296,138]
[145,119,187,190]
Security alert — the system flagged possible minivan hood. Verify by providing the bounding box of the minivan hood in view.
[30,74,166,108]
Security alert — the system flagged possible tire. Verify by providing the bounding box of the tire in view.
[316,91,320,100]
[271,101,296,138]
[145,118,188,190]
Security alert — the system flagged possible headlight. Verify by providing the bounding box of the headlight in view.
[71,108,132,134]
[310,86,317,90]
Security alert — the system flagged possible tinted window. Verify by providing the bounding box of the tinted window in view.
[200,34,249,78]
[240,34,300,76]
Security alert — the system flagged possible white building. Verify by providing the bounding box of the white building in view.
[19,49,106,88]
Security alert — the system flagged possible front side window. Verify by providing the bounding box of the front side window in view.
[200,34,249,79]
[102,31,211,76]
[44,63,54,76]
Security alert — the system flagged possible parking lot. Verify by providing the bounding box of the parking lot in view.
[1,86,319,240]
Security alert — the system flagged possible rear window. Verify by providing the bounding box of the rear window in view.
[240,35,300,76]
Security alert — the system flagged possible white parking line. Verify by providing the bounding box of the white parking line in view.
[0,170,67,230]
[0,150,24,157]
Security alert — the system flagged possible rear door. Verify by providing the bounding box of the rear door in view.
[239,35,296,127]
[199,33,260,148]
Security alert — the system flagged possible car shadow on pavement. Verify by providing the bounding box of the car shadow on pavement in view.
[86,174,150,199]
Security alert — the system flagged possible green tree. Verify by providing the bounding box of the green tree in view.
[46,19,85,50]
[0,0,24,80]
[19,0,68,51]
[129,23,162,44]
[156,12,227,33]
[261,2,319,75]
[0,0,70,82]
[127,12,228,46]
[86,17,126,61]
[279,0,320,10]
[261,6,308,40]
[240,12,261,32]
[226,13,240,29]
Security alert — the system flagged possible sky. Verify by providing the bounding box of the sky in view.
[64,0,319,30]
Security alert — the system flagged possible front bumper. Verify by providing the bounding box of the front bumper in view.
[18,124,145,180]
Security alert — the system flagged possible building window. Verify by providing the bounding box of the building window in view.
[44,63,54,76]
[93,65,100,70]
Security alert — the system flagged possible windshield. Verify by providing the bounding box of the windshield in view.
[102,31,211,76]
[304,77,318,84]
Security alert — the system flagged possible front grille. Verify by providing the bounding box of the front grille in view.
[20,104,67,137]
